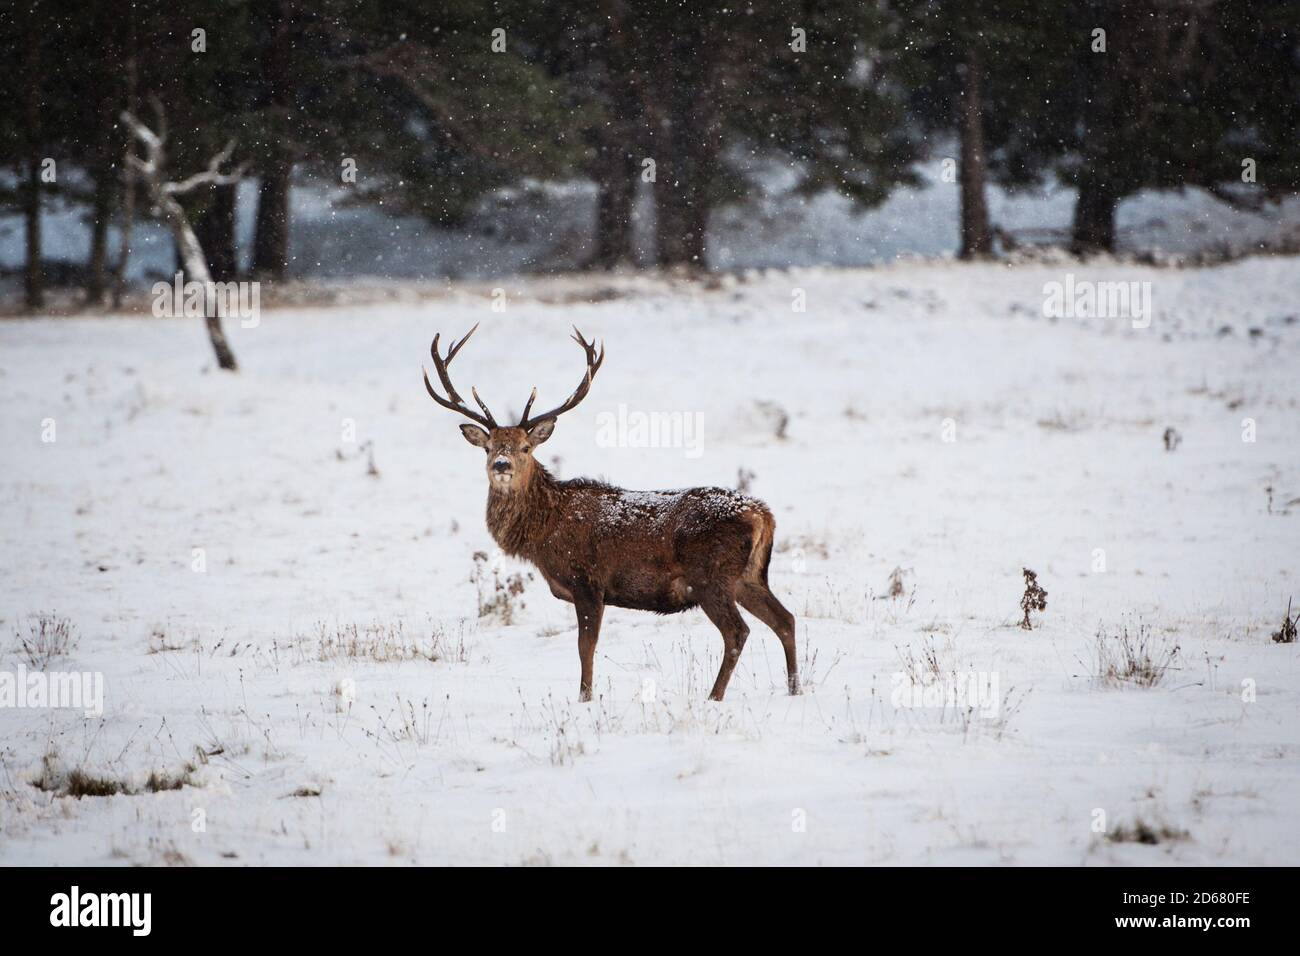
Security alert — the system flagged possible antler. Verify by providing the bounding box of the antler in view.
[423,324,498,429]
[519,327,605,429]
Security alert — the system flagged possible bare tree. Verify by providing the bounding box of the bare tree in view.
[120,100,245,371]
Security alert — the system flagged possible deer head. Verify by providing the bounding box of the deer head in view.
[423,324,604,493]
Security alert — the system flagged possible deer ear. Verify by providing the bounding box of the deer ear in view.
[526,419,556,446]
[459,424,490,448]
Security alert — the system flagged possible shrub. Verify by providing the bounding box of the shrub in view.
[1091,621,1179,688]
[16,614,77,669]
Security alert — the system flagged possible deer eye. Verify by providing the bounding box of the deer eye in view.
[521,444,531,453]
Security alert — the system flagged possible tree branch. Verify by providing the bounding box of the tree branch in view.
[120,110,244,195]
[341,43,509,166]
[165,140,247,195]
[120,109,161,164]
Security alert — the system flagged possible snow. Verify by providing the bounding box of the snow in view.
[5,162,1299,287]
[1,256,1298,865]
[586,486,760,531]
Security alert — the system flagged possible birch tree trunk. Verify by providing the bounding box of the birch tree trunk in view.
[161,194,238,371]
[121,105,243,371]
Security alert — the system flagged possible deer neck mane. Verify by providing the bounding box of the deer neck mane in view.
[486,463,562,559]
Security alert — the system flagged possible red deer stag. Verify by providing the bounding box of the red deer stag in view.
[423,324,799,702]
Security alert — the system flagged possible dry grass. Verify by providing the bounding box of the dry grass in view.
[800,579,870,622]
[1108,818,1190,845]
[1271,599,1297,644]
[15,614,77,669]
[144,769,191,792]
[472,552,532,625]
[314,620,469,663]
[32,749,196,799]
[146,626,190,654]
[774,534,829,561]
[896,638,944,686]
[1091,621,1180,688]
[884,566,911,600]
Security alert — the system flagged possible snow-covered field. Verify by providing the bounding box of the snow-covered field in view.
[2,257,1298,865]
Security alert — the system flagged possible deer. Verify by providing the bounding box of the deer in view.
[423,324,799,702]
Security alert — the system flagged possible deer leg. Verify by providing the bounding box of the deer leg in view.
[699,591,750,701]
[738,583,800,695]
[573,592,605,703]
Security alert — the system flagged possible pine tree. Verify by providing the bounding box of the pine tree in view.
[1065,0,1300,252]
[521,7,639,268]
[308,0,590,242]
[596,2,919,268]
[885,0,1071,257]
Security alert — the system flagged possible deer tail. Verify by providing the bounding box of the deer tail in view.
[741,505,776,587]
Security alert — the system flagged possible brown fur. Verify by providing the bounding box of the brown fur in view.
[462,426,798,701]
[426,328,798,702]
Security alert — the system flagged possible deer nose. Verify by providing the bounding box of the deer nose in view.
[492,458,511,473]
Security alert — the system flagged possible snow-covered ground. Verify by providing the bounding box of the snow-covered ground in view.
[1,256,1298,865]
